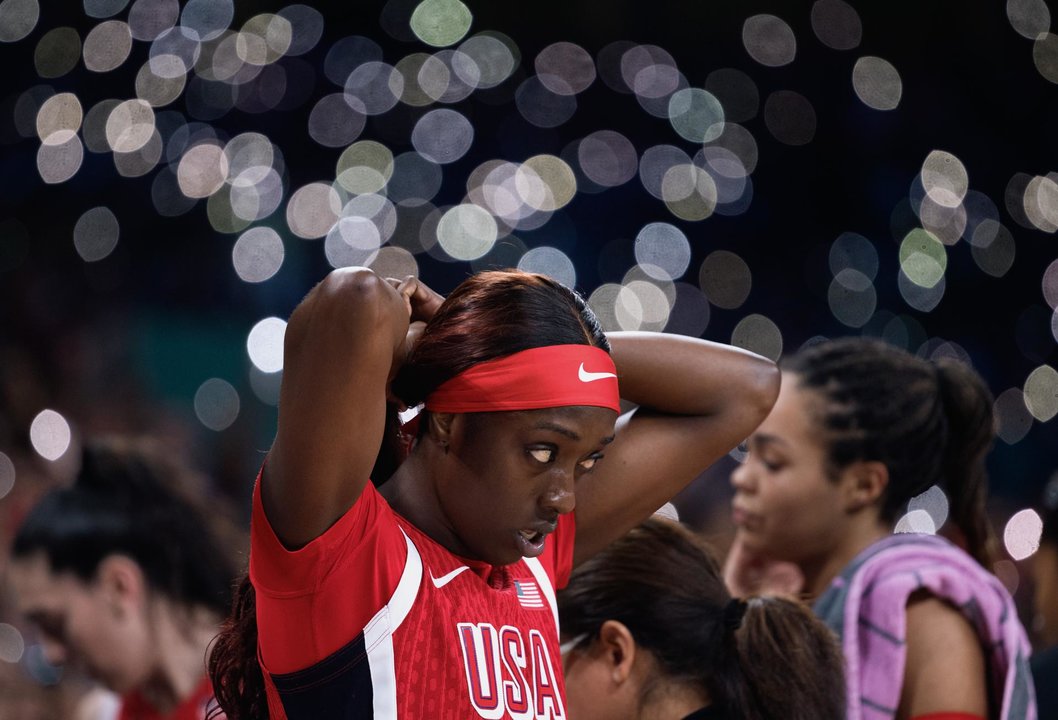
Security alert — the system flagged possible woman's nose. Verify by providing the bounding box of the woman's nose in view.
[730,459,755,493]
[540,469,576,516]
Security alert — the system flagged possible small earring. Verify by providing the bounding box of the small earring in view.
[439,439,449,455]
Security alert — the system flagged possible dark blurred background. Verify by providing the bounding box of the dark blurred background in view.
[0,3,1057,706]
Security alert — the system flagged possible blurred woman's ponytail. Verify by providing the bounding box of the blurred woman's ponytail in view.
[720,596,847,720]
[934,356,998,567]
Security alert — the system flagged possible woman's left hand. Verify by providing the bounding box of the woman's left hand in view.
[387,275,445,324]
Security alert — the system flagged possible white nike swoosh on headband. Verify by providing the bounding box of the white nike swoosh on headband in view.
[578,363,617,383]
[430,565,470,589]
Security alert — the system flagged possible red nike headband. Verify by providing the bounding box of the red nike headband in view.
[424,345,621,413]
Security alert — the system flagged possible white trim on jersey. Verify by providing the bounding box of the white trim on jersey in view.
[522,556,559,635]
[366,528,423,719]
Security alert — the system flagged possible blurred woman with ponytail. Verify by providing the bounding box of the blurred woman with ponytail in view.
[557,516,846,720]
[9,438,239,720]
[726,337,1037,719]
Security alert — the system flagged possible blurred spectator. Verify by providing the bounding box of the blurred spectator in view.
[6,438,243,720]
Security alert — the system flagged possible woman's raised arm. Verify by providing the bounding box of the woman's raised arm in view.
[572,331,779,565]
[262,268,411,549]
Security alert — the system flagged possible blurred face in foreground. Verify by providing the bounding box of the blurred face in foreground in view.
[10,553,152,695]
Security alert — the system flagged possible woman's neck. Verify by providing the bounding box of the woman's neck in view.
[381,451,469,558]
[801,519,890,600]
[139,602,221,713]
[639,680,711,720]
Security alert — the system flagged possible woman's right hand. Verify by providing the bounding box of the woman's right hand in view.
[723,533,805,598]
[387,275,445,324]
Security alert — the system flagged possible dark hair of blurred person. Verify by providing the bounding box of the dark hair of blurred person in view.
[728,337,1036,719]
[558,517,846,720]
[9,438,239,720]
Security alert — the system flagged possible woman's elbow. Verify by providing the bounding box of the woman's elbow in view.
[741,356,781,423]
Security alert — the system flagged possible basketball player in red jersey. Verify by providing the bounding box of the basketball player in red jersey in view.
[209,268,779,720]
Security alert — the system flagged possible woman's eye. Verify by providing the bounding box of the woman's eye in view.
[578,454,602,471]
[529,448,554,463]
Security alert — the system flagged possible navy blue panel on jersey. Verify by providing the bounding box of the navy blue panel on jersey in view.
[269,631,373,719]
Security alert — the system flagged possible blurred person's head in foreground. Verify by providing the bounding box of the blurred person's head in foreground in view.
[557,517,845,720]
[8,438,237,715]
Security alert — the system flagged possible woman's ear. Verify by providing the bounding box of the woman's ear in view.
[840,460,889,513]
[96,555,146,618]
[427,411,455,452]
[596,619,637,684]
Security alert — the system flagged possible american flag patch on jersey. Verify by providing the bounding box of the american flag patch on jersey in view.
[514,579,544,608]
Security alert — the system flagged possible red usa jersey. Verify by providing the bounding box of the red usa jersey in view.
[249,474,575,720]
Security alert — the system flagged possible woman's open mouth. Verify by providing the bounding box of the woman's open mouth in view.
[515,526,551,558]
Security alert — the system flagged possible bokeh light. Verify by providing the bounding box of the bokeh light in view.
[634,222,690,281]
[37,134,83,183]
[128,0,179,43]
[29,409,72,461]
[921,150,968,208]
[699,250,751,309]
[811,0,862,50]
[34,27,80,78]
[1033,33,1058,84]
[1023,175,1058,232]
[286,182,340,239]
[232,226,284,283]
[517,246,576,288]
[536,41,595,95]
[668,88,725,143]
[1003,508,1043,560]
[410,0,472,48]
[36,92,81,145]
[894,509,937,535]
[436,203,496,260]
[194,378,240,431]
[995,387,1034,444]
[578,130,638,188]
[907,484,949,530]
[73,206,120,262]
[731,314,782,360]
[1023,364,1058,422]
[742,14,796,67]
[0,451,14,500]
[1007,0,1050,40]
[412,108,473,163]
[852,56,902,110]
[83,20,132,72]
[899,228,947,288]
[828,269,876,328]
[0,0,38,43]
[246,317,286,373]
[0,624,25,664]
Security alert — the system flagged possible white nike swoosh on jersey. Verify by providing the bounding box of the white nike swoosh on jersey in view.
[430,565,470,588]
[578,363,617,383]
